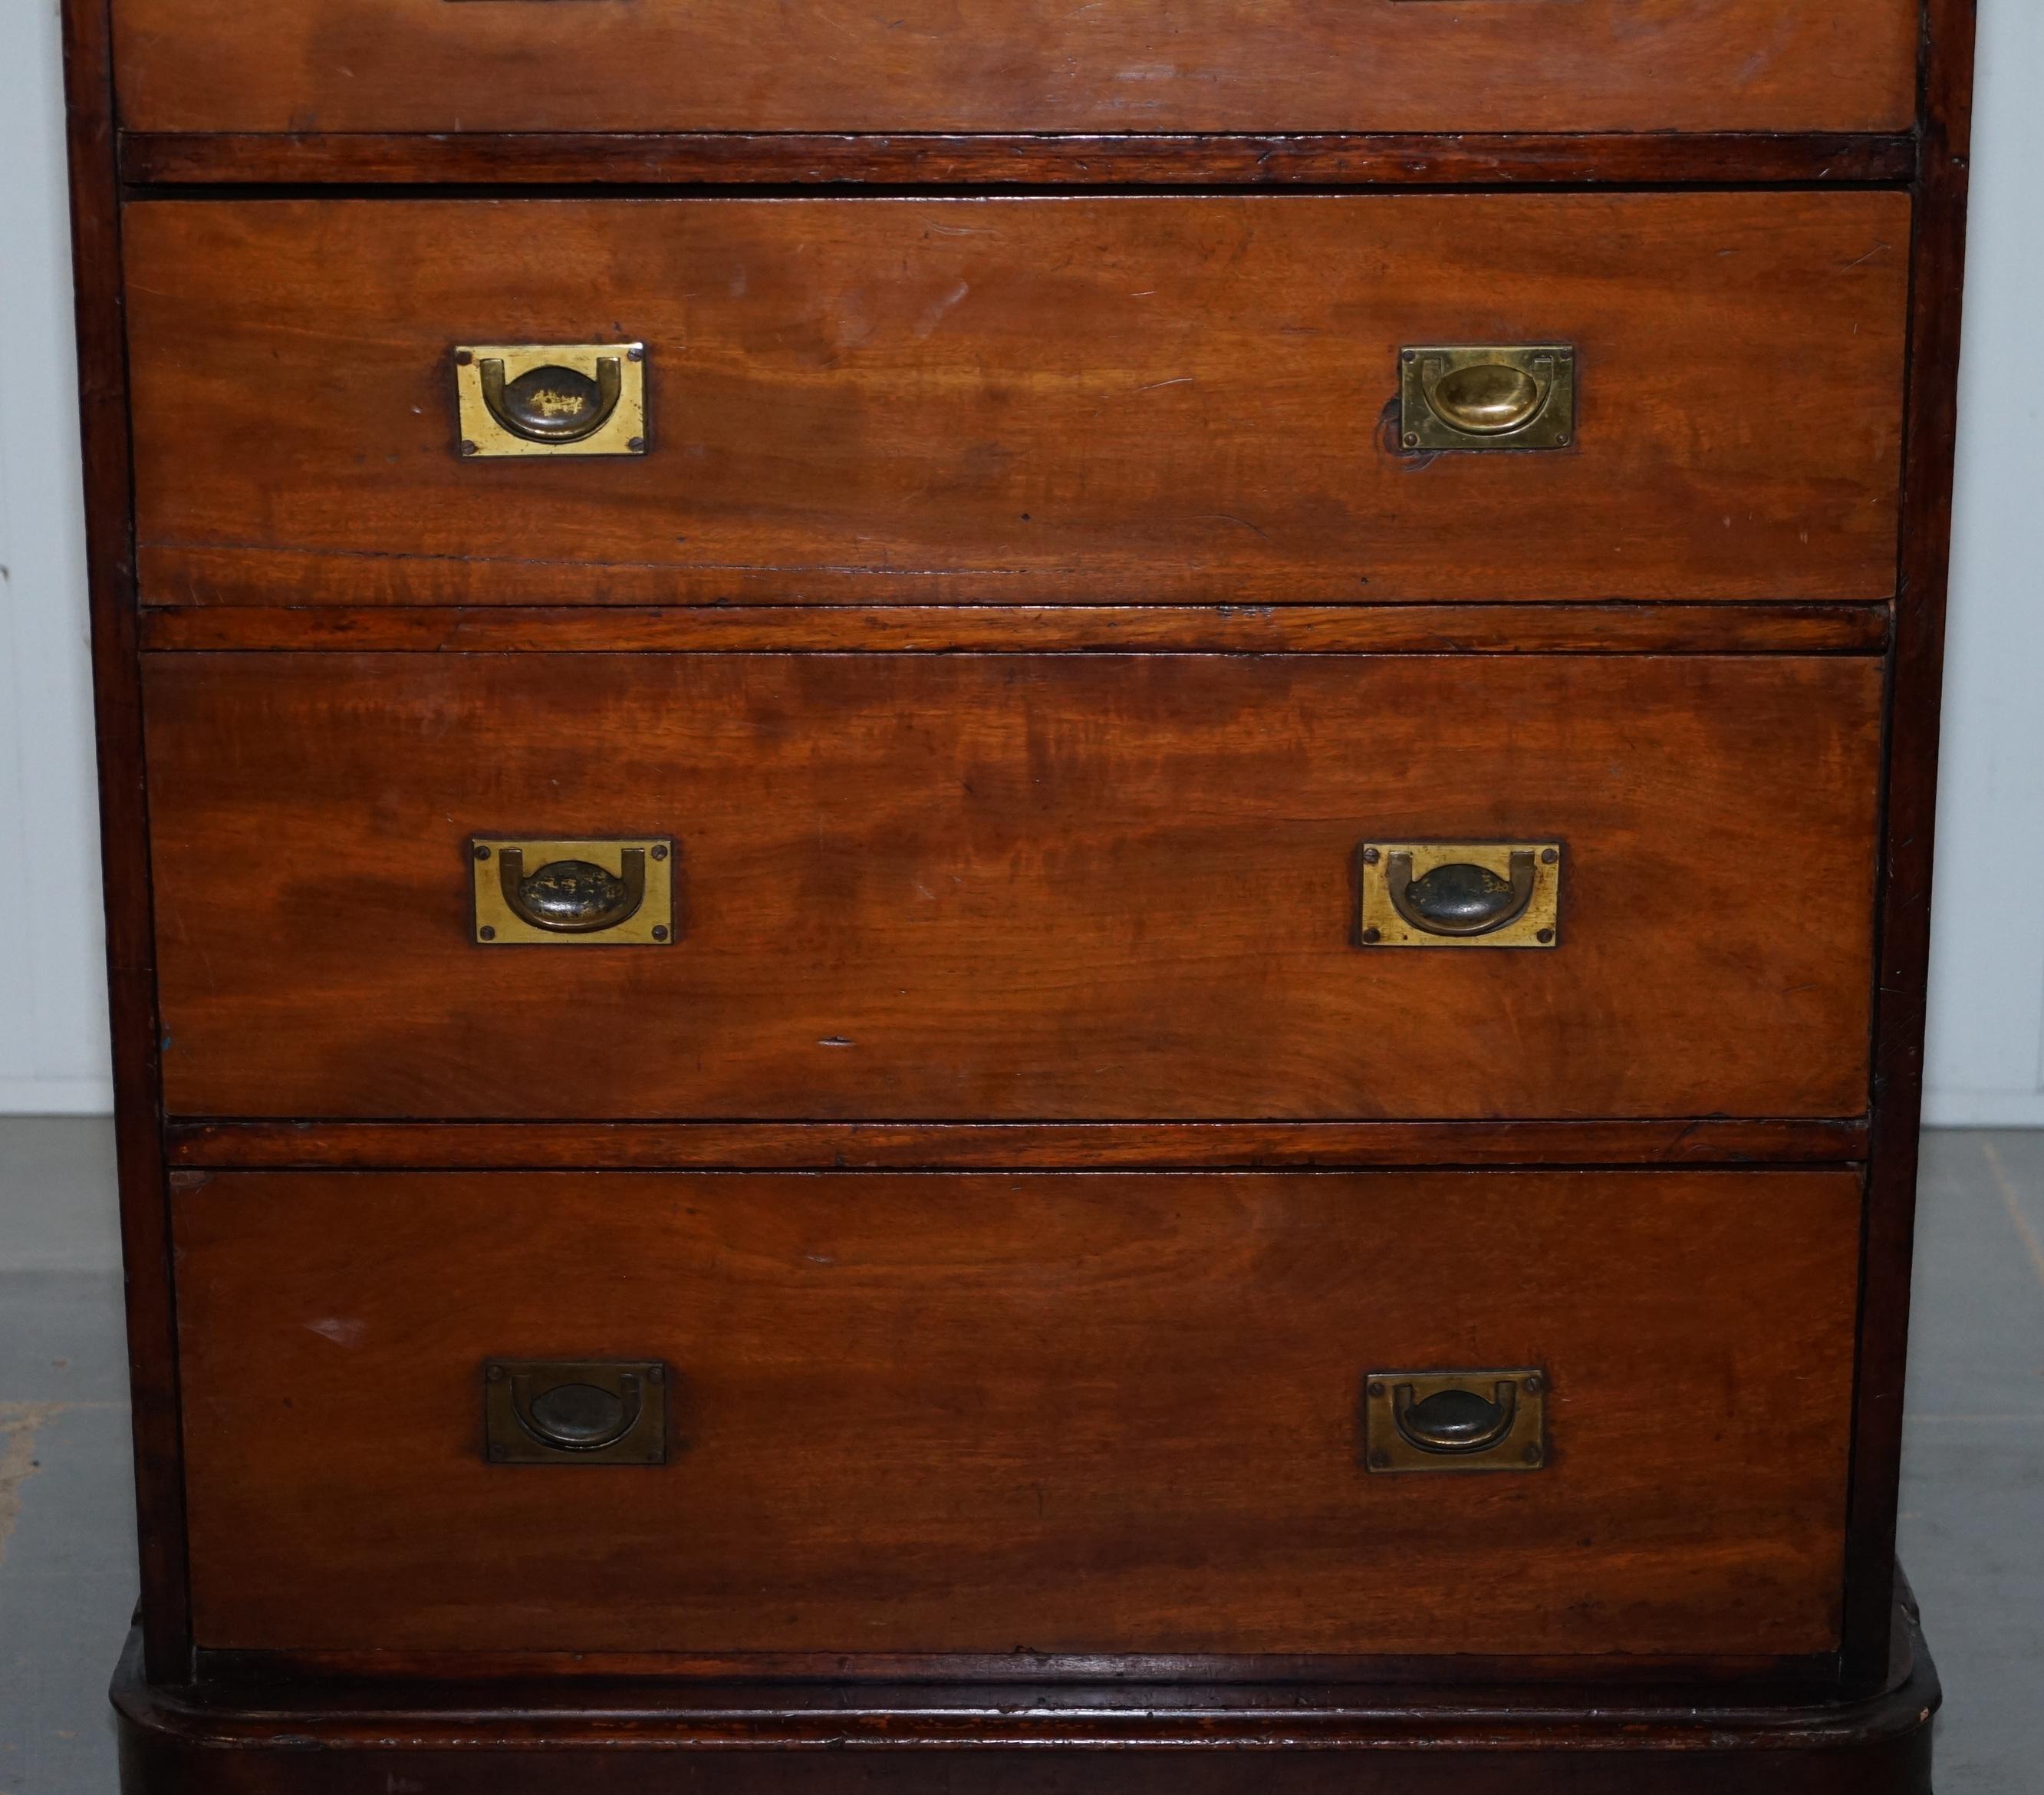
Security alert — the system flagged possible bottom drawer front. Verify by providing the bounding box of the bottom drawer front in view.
[175,1168,1858,1659]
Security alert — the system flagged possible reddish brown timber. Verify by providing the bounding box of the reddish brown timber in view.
[117,131,1921,191]
[137,603,1892,657]
[164,1118,1871,1172]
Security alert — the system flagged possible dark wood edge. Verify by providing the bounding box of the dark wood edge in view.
[133,544,1908,611]
[136,603,1893,657]
[188,1645,1836,1694]
[162,1118,1871,1172]
[1838,0,1977,1697]
[60,0,194,1685]
[117,130,1920,191]
[116,1603,1937,1747]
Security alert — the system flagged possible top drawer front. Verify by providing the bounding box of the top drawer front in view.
[123,194,1911,609]
[114,0,1917,135]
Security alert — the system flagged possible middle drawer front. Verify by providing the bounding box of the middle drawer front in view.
[174,1168,1861,1659]
[123,192,1910,607]
[146,650,1881,1122]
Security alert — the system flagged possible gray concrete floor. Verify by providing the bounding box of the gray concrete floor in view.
[0,1121,2039,1791]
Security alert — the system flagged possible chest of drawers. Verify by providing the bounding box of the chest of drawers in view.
[63,0,1973,1790]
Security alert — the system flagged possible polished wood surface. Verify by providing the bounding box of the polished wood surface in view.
[60,0,193,1685]
[137,601,1892,657]
[143,651,1883,1122]
[114,1615,1940,1795]
[123,194,1911,608]
[117,130,1923,191]
[173,1168,1861,1657]
[1842,0,1980,1693]
[163,1117,1872,1171]
[111,0,1918,136]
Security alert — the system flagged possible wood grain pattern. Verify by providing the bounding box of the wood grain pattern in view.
[123,194,1911,608]
[1840,0,1980,1697]
[116,130,1924,191]
[114,1616,1940,1795]
[173,1168,1861,1657]
[58,0,194,1685]
[143,651,1884,1123]
[163,1118,1871,1171]
[110,0,1918,136]
[137,602,1892,657]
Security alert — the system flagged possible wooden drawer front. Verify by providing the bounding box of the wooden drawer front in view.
[146,651,1880,1122]
[175,1168,1859,1658]
[124,194,1909,608]
[114,0,1916,135]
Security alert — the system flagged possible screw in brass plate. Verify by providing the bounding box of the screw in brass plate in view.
[478,925,496,941]
[1361,846,1381,865]
[650,844,669,861]
[651,925,670,942]
[1403,433,1420,448]
[1540,848,1558,865]
[453,349,474,367]
[1522,1444,1543,1466]
[472,843,492,861]
[627,345,646,362]
[1536,927,1554,944]
[1361,927,1381,944]
[627,436,647,453]
[460,440,480,456]
[1368,1450,1391,1470]
[1522,1373,1543,1395]
[1367,1381,1385,1398]
[485,1365,505,1382]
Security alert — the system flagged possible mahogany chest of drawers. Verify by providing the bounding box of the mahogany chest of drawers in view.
[61,0,1973,1789]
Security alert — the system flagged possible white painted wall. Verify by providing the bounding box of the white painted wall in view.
[1,0,110,1114]
[0,1,2038,1120]
[1922,0,2044,1126]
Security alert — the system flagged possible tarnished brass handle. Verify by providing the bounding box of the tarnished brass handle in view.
[478,354,623,443]
[1393,1381,1519,1456]
[1417,354,1554,436]
[1384,848,1535,937]
[509,1371,643,1454]
[499,846,647,934]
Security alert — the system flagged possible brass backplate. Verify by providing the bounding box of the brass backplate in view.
[1363,1369,1548,1475]
[483,1359,669,1466]
[1358,842,1562,949]
[470,837,675,946]
[1399,344,1575,451]
[453,342,647,458]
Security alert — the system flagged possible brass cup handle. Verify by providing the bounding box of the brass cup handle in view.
[1384,849,1536,937]
[509,1372,644,1454]
[499,846,647,934]
[1393,1380,1520,1456]
[1418,353,1555,436]
[478,354,624,443]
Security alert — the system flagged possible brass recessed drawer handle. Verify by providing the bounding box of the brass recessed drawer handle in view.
[1364,1369,1547,1474]
[1359,842,1559,949]
[499,845,646,934]
[453,343,647,459]
[483,1359,670,1466]
[1386,848,1535,937]
[469,836,675,946]
[1394,1380,1518,1455]
[479,353,623,443]
[1400,345,1575,451]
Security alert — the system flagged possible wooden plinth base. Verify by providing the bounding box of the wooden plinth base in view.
[114,1608,1938,1795]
